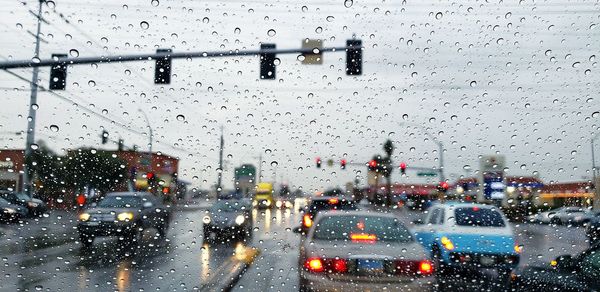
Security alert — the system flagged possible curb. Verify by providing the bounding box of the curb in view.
[199,246,260,292]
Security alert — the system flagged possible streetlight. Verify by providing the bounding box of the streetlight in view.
[398,122,445,182]
[138,109,153,154]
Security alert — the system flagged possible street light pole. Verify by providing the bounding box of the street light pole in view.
[592,132,599,186]
[23,0,44,195]
[399,122,445,182]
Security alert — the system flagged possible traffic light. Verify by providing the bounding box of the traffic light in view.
[49,54,68,90]
[340,159,347,170]
[400,162,407,175]
[438,181,449,193]
[101,130,108,144]
[368,159,377,171]
[259,43,276,80]
[346,39,362,75]
[147,172,156,188]
[118,139,124,151]
[316,157,322,168]
[154,48,172,84]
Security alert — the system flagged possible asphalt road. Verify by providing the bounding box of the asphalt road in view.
[0,202,592,292]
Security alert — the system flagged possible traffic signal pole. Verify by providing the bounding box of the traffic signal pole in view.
[23,0,44,195]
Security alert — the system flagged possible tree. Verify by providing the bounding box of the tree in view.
[26,140,64,197]
[64,148,127,194]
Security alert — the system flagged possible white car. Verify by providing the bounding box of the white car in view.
[528,207,594,225]
[298,210,435,291]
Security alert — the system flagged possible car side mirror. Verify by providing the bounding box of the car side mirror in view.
[143,202,153,208]
[553,255,576,271]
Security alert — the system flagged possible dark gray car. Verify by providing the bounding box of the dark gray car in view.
[203,199,252,243]
[0,197,28,222]
[77,192,171,248]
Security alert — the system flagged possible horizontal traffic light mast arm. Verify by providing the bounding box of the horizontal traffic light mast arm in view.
[0,46,358,69]
[406,166,442,172]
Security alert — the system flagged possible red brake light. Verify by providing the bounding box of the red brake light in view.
[303,214,313,228]
[331,258,348,273]
[328,198,339,204]
[472,206,480,211]
[305,258,324,273]
[419,260,434,276]
[350,233,377,243]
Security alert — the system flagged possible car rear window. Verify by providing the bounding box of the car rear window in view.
[307,199,356,216]
[454,207,506,227]
[312,215,413,242]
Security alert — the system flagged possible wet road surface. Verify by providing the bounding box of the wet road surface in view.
[0,202,591,291]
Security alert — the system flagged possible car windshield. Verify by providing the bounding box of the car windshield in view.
[454,207,506,227]
[313,215,412,243]
[0,0,597,290]
[97,196,143,209]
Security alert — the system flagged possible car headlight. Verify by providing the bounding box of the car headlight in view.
[79,212,91,221]
[27,202,39,208]
[4,208,16,214]
[275,201,283,208]
[235,215,245,225]
[117,212,134,221]
[203,215,211,224]
[252,200,258,207]
[265,200,271,207]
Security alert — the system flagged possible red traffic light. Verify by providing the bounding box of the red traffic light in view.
[146,172,155,180]
[439,181,449,190]
[341,159,347,169]
[316,157,322,168]
[368,160,377,169]
[400,162,406,169]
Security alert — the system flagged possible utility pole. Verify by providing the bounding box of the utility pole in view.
[258,153,263,183]
[23,0,44,195]
[216,127,224,196]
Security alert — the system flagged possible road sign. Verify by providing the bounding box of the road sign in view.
[417,172,437,177]
[301,39,323,64]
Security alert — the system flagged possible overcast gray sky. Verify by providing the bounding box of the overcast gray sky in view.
[0,0,598,192]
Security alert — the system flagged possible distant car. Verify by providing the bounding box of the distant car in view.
[298,211,435,291]
[529,206,593,225]
[512,243,600,291]
[77,192,171,248]
[585,213,600,245]
[203,199,252,243]
[0,197,28,222]
[414,203,520,288]
[275,197,293,209]
[0,191,46,216]
[297,196,357,234]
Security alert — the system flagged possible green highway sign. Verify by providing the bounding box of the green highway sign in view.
[417,172,437,177]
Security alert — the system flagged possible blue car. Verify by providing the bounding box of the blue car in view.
[413,203,520,282]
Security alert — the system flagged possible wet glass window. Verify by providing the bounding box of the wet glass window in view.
[313,215,412,242]
[454,207,505,227]
[97,196,143,208]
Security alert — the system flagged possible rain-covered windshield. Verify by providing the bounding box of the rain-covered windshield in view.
[454,207,506,227]
[97,196,143,209]
[313,215,413,243]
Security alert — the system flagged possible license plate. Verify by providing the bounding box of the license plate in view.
[87,221,100,226]
[357,259,384,272]
[480,256,495,266]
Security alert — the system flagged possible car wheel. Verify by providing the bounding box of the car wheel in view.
[127,228,143,247]
[79,233,94,248]
[551,217,561,225]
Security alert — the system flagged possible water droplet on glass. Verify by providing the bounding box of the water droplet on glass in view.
[267,29,276,37]
[151,0,159,7]
[234,27,241,34]
[344,0,353,8]
[315,27,323,33]
[301,5,308,12]
[270,161,278,167]
[140,21,149,29]
[326,16,335,22]
[49,125,59,132]
[176,114,185,121]
[202,17,209,23]
[435,12,443,19]
[30,144,39,150]
[297,54,306,61]
[545,49,552,56]
[69,49,79,57]
[592,111,599,118]
[469,80,477,87]
[88,80,96,87]
[265,149,272,154]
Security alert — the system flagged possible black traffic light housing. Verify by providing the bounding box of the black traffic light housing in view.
[340,159,347,170]
[400,162,407,175]
[438,181,449,193]
[346,39,362,75]
[101,130,108,144]
[118,139,124,151]
[154,49,172,84]
[316,157,322,168]
[49,54,68,90]
[260,43,276,80]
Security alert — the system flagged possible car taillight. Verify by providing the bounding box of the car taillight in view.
[304,258,348,273]
[303,214,313,228]
[350,233,377,243]
[418,260,434,276]
[394,260,434,276]
[304,258,324,273]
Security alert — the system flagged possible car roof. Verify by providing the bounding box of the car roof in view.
[316,210,398,219]
[309,196,353,202]
[431,201,498,209]
[105,192,153,197]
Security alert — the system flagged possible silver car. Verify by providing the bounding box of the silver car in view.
[298,211,435,291]
[528,207,594,225]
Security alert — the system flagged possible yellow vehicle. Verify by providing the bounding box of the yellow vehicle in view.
[253,182,274,209]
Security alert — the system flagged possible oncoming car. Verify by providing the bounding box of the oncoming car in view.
[296,196,357,234]
[77,192,171,248]
[299,211,435,291]
[203,199,252,243]
[414,203,520,287]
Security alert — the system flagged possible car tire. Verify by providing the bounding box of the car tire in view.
[551,217,561,225]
